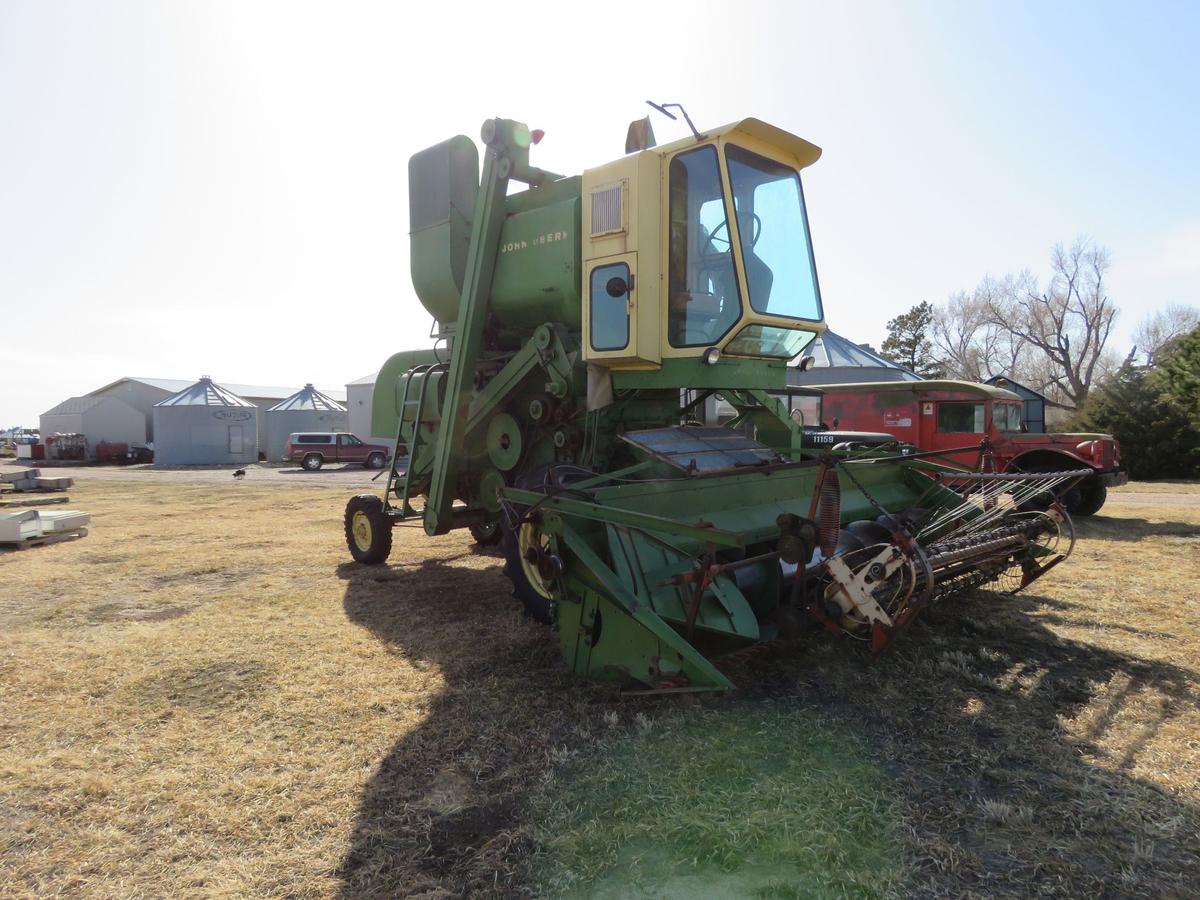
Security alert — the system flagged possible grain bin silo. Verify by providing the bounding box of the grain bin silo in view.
[264,384,348,462]
[152,377,259,466]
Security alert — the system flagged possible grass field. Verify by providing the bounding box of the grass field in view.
[1,467,1198,897]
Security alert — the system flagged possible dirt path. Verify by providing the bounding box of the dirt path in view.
[1106,491,1198,507]
[1,461,392,490]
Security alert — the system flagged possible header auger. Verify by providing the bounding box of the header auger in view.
[343,113,1083,692]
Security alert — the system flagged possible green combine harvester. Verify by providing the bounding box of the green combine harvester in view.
[343,109,1081,692]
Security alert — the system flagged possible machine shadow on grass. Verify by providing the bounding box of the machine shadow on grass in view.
[335,554,618,898]
[335,556,1200,898]
[1073,513,1200,542]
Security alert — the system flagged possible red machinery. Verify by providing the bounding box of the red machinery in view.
[814,380,1126,516]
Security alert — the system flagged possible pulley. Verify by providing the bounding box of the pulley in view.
[486,412,523,471]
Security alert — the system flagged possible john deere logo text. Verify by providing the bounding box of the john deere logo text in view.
[500,231,568,253]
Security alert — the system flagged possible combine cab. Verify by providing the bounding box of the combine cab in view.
[343,113,1084,691]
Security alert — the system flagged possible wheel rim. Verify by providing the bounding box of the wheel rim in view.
[517,520,555,599]
[352,510,373,552]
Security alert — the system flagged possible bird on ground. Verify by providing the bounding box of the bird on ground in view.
[233,469,246,480]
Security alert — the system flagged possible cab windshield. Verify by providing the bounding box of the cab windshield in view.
[726,144,823,322]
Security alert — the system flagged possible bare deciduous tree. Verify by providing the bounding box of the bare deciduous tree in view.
[932,238,1121,410]
[931,278,1031,383]
[1132,303,1200,365]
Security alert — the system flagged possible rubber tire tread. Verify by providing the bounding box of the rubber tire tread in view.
[1014,462,1086,514]
[502,515,554,624]
[1072,476,1107,517]
[303,453,323,471]
[500,464,567,625]
[344,494,393,565]
[469,521,503,547]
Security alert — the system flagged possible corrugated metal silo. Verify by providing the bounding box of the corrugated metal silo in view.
[264,384,348,462]
[152,377,259,466]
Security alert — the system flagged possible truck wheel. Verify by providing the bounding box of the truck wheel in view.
[344,494,393,564]
[1014,463,1085,513]
[365,452,386,469]
[302,453,323,471]
[469,520,502,547]
[1072,476,1108,517]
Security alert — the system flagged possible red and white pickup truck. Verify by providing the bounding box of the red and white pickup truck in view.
[809,380,1126,515]
[284,432,392,471]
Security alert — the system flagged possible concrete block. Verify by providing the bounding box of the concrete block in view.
[39,510,91,532]
[1,469,38,483]
[0,510,42,541]
[34,476,73,491]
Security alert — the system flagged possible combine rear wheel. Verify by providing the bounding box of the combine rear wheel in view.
[344,494,393,564]
[469,520,503,547]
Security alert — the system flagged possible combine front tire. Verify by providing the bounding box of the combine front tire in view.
[501,517,555,624]
[1072,476,1108,517]
[345,494,393,564]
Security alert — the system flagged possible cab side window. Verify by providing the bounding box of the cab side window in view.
[936,402,985,433]
[667,146,741,347]
[589,262,631,351]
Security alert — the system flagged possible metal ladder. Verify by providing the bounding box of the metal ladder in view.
[384,361,448,518]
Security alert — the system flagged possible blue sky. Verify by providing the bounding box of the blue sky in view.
[2,1,1197,425]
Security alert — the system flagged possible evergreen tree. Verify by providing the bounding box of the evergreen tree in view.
[1155,325,1200,427]
[1069,333,1200,479]
[881,302,945,378]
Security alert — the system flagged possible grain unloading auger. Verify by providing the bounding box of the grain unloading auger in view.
[343,113,1083,692]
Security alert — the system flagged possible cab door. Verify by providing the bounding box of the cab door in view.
[338,433,364,462]
[932,400,987,468]
[583,252,638,363]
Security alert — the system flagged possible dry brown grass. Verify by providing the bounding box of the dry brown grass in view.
[1,475,615,897]
[1,469,1198,897]
[1111,479,1200,494]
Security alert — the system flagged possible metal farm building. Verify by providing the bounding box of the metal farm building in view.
[152,378,259,466]
[39,396,146,458]
[264,384,348,462]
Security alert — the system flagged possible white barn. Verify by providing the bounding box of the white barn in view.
[264,385,349,462]
[152,378,259,466]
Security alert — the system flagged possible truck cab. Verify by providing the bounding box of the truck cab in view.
[817,380,1126,515]
[285,432,391,471]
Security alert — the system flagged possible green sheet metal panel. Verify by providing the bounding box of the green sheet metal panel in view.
[490,184,582,329]
[409,136,479,325]
[370,348,442,440]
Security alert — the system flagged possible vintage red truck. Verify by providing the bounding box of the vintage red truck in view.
[810,380,1127,516]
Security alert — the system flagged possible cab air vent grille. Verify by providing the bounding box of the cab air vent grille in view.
[590,185,623,235]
